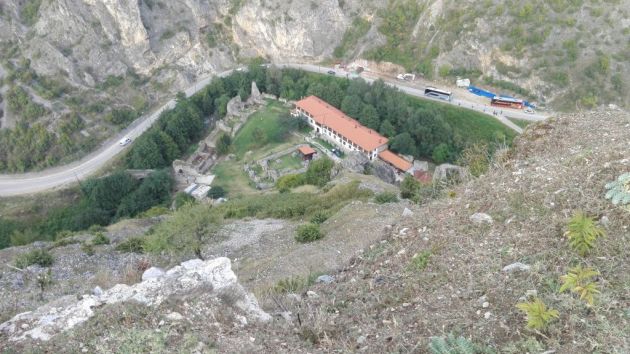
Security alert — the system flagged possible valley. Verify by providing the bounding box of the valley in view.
[0,0,629,352]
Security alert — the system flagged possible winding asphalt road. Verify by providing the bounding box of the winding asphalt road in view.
[0,63,547,197]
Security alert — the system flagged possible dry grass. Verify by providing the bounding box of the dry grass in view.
[246,109,630,352]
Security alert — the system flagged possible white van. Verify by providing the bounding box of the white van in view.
[119,137,132,146]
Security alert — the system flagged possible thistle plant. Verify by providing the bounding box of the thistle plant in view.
[565,212,605,256]
[605,173,630,209]
[559,266,600,306]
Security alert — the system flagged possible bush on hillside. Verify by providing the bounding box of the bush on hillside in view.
[207,186,226,199]
[173,192,196,209]
[310,211,330,225]
[295,223,323,243]
[92,232,110,245]
[15,249,54,269]
[374,191,399,204]
[115,238,146,254]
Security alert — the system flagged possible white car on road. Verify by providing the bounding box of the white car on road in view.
[119,137,132,146]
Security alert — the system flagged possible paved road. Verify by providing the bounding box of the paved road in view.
[0,63,548,197]
[281,63,547,134]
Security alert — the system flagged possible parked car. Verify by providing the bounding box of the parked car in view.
[119,137,132,146]
[524,108,534,114]
[327,70,336,75]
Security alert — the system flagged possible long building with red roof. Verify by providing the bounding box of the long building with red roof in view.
[295,95,412,173]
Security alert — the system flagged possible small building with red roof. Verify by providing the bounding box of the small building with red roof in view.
[297,145,317,161]
[378,150,413,173]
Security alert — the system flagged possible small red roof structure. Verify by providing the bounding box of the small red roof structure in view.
[378,150,412,172]
[414,170,432,184]
[298,146,316,156]
[295,96,388,152]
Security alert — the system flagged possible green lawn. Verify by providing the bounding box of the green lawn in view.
[211,160,257,199]
[232,101,291,158]
[315,138,334,151]
[408,96,518,144]
[212,101,303,197]
[508,117,534,129]
[269,153,304,171]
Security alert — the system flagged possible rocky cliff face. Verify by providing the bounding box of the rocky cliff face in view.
[2,0,629,109]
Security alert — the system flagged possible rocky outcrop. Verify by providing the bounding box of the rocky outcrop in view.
[233,0,348,60]
[0,257,270,343]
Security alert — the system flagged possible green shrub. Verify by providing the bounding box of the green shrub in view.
[276,173,306,192]
[310,211,330,225]
[565,212,605,256]
[457,143,490,177]
[208,186,226,199]
[173,192,196,209]
[216,133,232,155]
[20,0,42,26]
[605,172,630,208]
[273,276,308,294]
[92,232,110,245]
[115,238,146,254]
[15,249,54,268]
[52,237,80,248]
[559,266,600,306]
[295,223,323,243]
[81,242,95,256]
[304,158,334,187]
[409,250,431,271]
[515,298,559,330]
[374,191,398,204]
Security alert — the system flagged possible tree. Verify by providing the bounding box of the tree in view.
[144,203,221,260]
[360,104,380,130]
[431,143,454,164]
[340,95,363,118]
[215,94,231,117]
[216,133,232,155]
[304,158,334,186]
[128,133,165,168]
[400,174,421,200]
[379,120,396,137]
[207,186,226,199]
[116,170,173,218]
[390,132,417,156]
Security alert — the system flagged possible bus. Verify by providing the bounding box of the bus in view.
[424,87,452,101]
[491,96,524,109]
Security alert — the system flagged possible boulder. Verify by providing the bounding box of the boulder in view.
[502,262,531,273]
[433,163,467,184]
[402,208,414,217]
[370,159,397,185]
[142,267,165,281]
[341,152,369,174]
[316,275,334,284]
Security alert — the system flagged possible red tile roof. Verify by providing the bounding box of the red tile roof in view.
[296,96,388,151]
[298,146,316,155]
[414,170,432,183]
[379,150,412,172]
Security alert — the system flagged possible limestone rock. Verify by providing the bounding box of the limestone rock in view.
[142,267,165,281]
[469,213,493,224]
[502,262,531,273]
[316,275,334,284]
[0,257,270,343]
[402,208,414,217]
